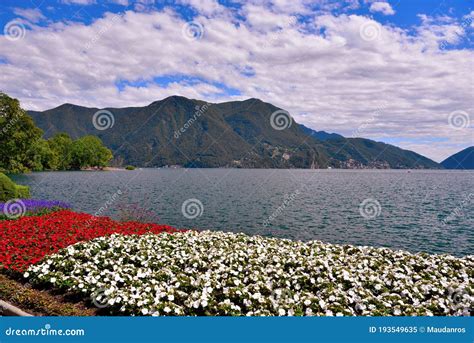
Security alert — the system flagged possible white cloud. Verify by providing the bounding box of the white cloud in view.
[415,14,465,51]
[369,2,395,16]
[177,0,226,17]
[13,8,46,23]
[462,11,474,28]
[0,7,472,162]
[110,0,129,5]
[60,0,96,5]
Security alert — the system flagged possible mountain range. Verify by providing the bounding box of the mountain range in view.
[441,146,474,170]
[29,96,441,169]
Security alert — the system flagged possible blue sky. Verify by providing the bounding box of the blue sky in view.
[0,0,472,161]
[1,1,473,49]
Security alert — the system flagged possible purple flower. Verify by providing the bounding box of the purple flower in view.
[0,199,71,214]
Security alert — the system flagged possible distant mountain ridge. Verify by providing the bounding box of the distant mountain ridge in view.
[28,96,440,169]
[441,147,474,169]
[298,125,344,141]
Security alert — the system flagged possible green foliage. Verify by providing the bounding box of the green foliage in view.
[27,138,57,171]
[47,133,73,170]
[0,173,17,201]
[15,185,30,199]
[70,136,113,170]
[0,93,113,173]
[0,173,30,201]
[125,165,136,170]
[28,96,440,169]
[0,93,43,173]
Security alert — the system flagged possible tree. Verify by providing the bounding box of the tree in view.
[70,135,112,170]
[48,133,73,170]
[0,93,43,173]
[0,92,113,173]
[27,138,57,171]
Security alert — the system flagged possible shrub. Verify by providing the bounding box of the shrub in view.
[15,185,30,198]
[125,165,135,170]
[0,173,18,201]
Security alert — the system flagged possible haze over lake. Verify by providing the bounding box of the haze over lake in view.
[13,169,473,256]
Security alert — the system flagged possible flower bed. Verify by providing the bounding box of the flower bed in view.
[26,231,473,316]
[0,210,179,272]
[0,199,71,220]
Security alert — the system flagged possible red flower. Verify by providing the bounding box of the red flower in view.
[0,210,181,272]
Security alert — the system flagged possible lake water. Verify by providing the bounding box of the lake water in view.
[12,169,473,256]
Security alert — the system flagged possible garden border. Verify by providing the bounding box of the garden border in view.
[0,299,33,316]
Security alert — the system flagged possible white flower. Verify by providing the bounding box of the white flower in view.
[24,231,473,317]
